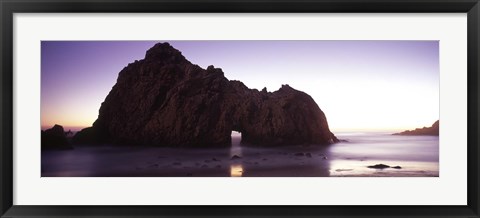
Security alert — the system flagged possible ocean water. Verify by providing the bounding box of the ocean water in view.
[328,132,439,176]
[41,132,439,177]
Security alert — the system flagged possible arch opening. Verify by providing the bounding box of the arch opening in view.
[230,130,242,147]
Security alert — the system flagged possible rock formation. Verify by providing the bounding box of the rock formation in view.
[393,120,439,136]
[367,164,402,169]
[73,42,338,147]
[42,124,72,150]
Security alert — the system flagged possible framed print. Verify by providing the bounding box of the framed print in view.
[1,0,479,217]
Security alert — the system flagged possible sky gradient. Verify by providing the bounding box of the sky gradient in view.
[41,41,439,132]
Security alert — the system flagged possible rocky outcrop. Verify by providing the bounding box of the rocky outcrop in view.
[367,164,402,169]
[393,120,439,136]
[72,126,107,144]
[42,124,72,150]
[74,42,338,147]
[367,164,390,169]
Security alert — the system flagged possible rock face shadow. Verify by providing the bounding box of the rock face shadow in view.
[72,42,338,148]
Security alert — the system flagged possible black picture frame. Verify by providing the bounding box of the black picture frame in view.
[1,0,479,217]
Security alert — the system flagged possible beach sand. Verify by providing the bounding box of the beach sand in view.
[42,134,439,177]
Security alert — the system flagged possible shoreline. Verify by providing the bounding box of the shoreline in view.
[42,134,439,177]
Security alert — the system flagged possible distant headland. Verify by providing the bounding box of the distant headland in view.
[393,120,439,136]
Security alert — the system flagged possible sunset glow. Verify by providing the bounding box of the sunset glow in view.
[41,41,439,132]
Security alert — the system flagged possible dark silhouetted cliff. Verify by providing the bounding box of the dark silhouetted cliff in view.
[42,124,72,150]
[74,43,338,147]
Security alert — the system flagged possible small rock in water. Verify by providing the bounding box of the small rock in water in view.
[254,162,259,165]
[262,158,268,161]
[306,153,312,158]
[294,152,305,156]
[323,156,328,160]
[212,158,219,161]
[367,164,390,169]
[392,166,402,169]
[216,165,222,168]
[201,164,208,168]
[231,155,242,160]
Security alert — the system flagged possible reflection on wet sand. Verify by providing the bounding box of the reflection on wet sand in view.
[227,134,331,177]
[230,135,244,177]
[230,164,243,177]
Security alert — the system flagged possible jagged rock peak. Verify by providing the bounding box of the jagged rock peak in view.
[279,84,294,91]
[144,42,186,62]
[206,65,225,76]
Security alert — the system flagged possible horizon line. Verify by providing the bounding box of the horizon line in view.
[40,125,423,133]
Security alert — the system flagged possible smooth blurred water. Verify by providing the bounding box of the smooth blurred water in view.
[41,132,439,177]
[328,132,439,176]
[331,132,438,161]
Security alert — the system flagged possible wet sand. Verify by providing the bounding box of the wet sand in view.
[42,134,439,177]
[41,143,332,177]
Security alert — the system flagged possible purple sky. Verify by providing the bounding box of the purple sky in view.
[41,41,439,132]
